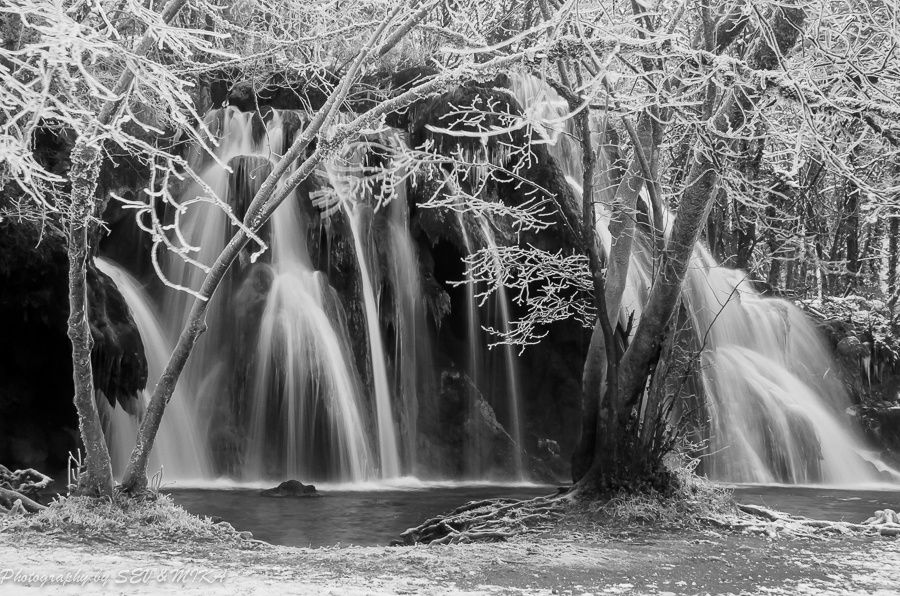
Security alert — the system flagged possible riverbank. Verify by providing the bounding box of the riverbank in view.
[1,516,898,594]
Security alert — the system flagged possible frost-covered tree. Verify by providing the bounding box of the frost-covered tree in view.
[0,0,245,496]
[448,0,898,493]
[117,0,602,493]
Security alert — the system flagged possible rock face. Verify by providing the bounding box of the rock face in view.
[414,369,564,481]
[0,221,146,475]
[801,298,900,464]
[850,405,900,469]
[803,297,900,404]
[260,479,319,498]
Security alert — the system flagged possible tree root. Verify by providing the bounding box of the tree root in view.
[0,465,52,499]
[396,494,900,546]
[395,493,569,545]
[0,487,47,514]
[703,503,900,539]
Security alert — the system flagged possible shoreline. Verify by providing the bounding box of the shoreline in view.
[1,521,898,595]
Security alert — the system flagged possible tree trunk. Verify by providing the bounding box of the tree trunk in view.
[845,178,860,291]
[764,201,783,293]
[572,321,606,481]
[604,113,655,322]
[67,140,114,498]
[784,246,797,294]
[572,94,619,483]
[734,199,757,271]
[888,212,899,310]
[578,1,806,491]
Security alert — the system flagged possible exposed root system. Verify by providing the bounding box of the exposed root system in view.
[0,465,51,514]
[395,493,569,545]
[0,486,46,514]
[397,491,900,546]
[703,503,900,539]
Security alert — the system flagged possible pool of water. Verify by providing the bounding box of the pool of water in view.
[167,482,899,547]
[168,483,555,547]
[731,484,900,523]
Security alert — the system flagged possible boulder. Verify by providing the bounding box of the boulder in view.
[260,479,319,498]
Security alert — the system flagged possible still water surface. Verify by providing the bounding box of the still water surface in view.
[167,482,899,547]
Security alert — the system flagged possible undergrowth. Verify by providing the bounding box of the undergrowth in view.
[0,492,253,545]
[579,455,736,529]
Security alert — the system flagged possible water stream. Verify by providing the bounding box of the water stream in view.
[95,258,210,481]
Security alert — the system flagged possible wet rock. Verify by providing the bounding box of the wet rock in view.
[0,221,146,475]
[260,479,319,498]
[415,369,560,480]
[851,405,900,468]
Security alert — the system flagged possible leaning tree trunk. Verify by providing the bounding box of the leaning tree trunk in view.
[119,5,451,493]
[67,140,114,498]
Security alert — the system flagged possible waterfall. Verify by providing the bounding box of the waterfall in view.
[454,210,527,478]
[385,191,435,472]
[455,212,484,475]
[96,87,896,487]
[95,257,210,481]
[473,216,525,479]
[159,108,379,482]
[509,73,892,485]
[244,184,375,481]
[683,247,885,484]
[345,202,401,477]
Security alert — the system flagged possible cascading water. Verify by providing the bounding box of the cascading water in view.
[320,147,403,478]
[473,216,525,479]
[344,201,401,478]
[244,184,375,481]
[97,81,895,488]
[95,258,210,481]
[158,108,380,481]
[683,247,888,484]
[509,73,894,485]
[385,189,435,472]
[454,210,527,479]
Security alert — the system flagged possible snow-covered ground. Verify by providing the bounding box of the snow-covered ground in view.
[0,526,897,595]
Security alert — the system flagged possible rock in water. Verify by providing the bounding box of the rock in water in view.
[260,480,318,498]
